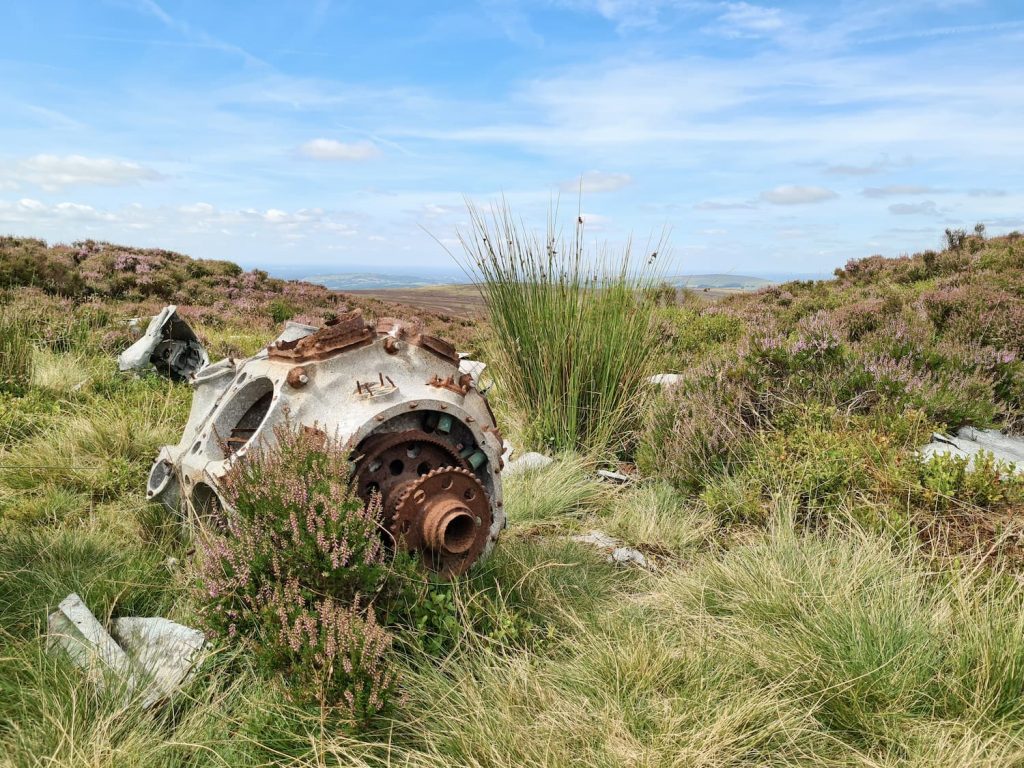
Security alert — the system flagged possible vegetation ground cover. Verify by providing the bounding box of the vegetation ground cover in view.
[1,228,1023,766]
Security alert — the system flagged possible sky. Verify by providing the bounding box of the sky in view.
[0,0,1022,277]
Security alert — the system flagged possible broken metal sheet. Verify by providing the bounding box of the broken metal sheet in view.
[118,305,210,381]
[458,358,487,386]
[46,593,137,695]
[46,593,208,709]
[274,320,319,344]
[503,451,554,476]
[597,469,631,484]
[648,373,683,387]
[110,617,208,709]
[919,427,1024,474]
[570,530,652,569]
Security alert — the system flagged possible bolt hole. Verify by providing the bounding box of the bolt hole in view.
[417,461,431,475]
[406,445,421,458]
[463,488,476,501]
[389,459,404,476]
[368,459,382,473]
[441,477,453,490]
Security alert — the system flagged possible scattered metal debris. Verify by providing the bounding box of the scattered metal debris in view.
[503,451,554,476]
[149,310,505,578]
[920,427,1024,474]
[118,305,209,381]
[648,373,682,387]
[46,593,136,694]
[110,617,207,708]
[571,529,651,569]
[458,358,487,386]
[46,593,207,709]
[597,469,631,484]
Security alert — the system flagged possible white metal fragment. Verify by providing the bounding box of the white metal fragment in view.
[46,593,136,693]
[919,427,1024,474]
[110,617,208,709]
[503,451,554,476]
[118,305,210,381]
[46,594,208,709]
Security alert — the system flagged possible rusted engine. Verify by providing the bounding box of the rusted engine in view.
[147,312,504,577]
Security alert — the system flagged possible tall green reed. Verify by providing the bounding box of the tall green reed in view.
[458,203,665,456]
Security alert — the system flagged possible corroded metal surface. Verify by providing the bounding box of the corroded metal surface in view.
[393,466,492,577]
[268,311,374,362]
[149,313,504,578]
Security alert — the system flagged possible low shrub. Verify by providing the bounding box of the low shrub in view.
[917,451,1024,511]
[195,424,400,727]
[268,298,297,324]
[638,363,756,492]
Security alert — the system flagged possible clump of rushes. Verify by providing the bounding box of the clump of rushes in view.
[0,302,34,395]
[195,423,399,728]
[459,203,664,455]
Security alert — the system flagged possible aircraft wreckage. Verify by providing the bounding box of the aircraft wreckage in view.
[142,310,505,577]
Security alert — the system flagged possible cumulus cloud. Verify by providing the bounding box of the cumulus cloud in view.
[297,138,381,161]
[0,198,360,238]
[715,2,785,36]
[559,170,632,193]
[694,200,756,210]
[825,157,911,176]
[0,154,162,191]
[759,185,838,205]
[0,197,117,223]
[888,201,940,216]
[825,163,882,176]
[862,184,944,198]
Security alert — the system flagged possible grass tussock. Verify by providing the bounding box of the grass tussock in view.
[0,303,34,395]
[502,453,611,527]
[460,203,664,455]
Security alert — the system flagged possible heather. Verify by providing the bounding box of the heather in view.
[643,231,1024,542]
[0,236,481,355]
[197,424,398,726]
[3,228,1024,765]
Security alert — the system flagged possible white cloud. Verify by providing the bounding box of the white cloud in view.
[967,188,1007,197]
[297,138,381,161]
[715,2,785,37]
[179,202,216,216]
[863,184,944,198]
[0,198,359,238]
[889,201,940,216]
[694,200,756,210]
[0,198,116,224]
[825,161,885,176]
[0,154,162,191]
[560,170,632,193]
[760,185,838,205]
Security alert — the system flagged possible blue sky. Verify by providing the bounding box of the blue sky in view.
[1,0,1021,276]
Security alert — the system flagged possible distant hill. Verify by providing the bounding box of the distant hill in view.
[304,273,455,291]
[666,274,775,289]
